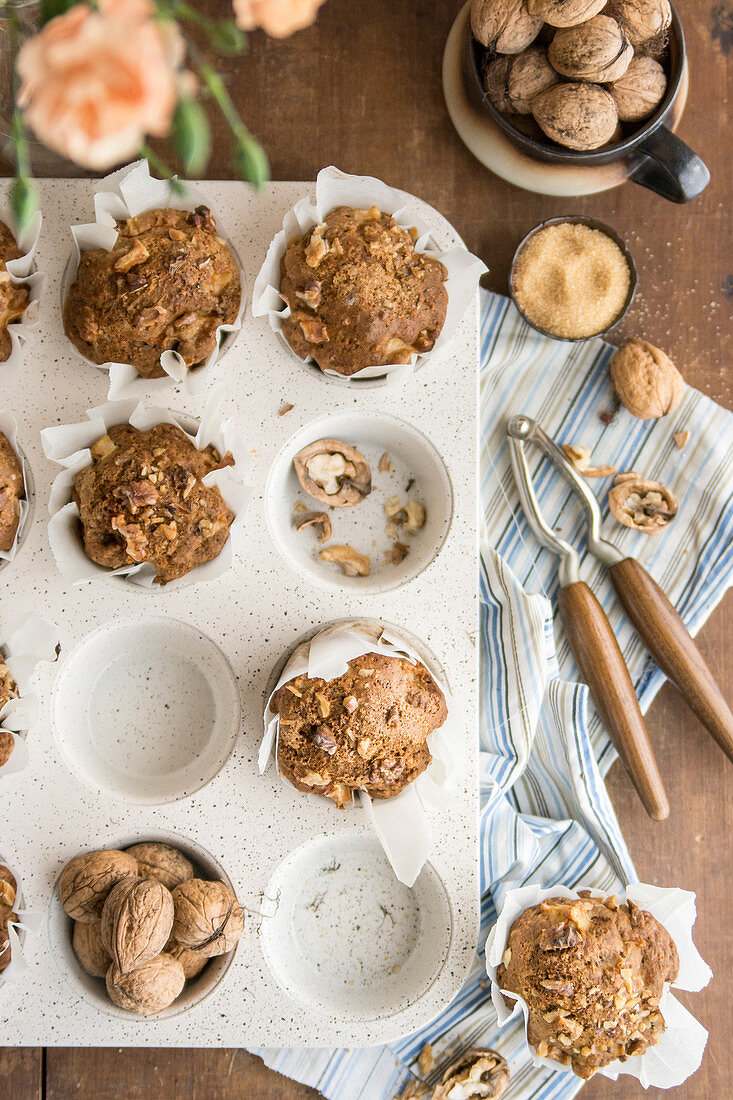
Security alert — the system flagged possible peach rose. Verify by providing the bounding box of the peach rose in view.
[17,0,180,170]
[233,0,326,37]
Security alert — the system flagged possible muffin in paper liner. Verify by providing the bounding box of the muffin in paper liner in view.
[0,209,45,373]
[0,857,41,982]
[0,611,60,781]
[0,409,32,566]
[40,387,252,590]
[252,165,487,385]
[485,882,712,1089]
[62,159,245,400]
[260,620,464,886]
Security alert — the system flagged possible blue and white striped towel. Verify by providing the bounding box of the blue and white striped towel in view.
[254,290,733,1099]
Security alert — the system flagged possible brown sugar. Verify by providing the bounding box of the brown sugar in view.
[512,222,631,340]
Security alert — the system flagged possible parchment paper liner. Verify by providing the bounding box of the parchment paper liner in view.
[252,166,487,384]
[485,883,712,1089]
[0,611,60,780]
[0,856,41,982]
[0,409,32,565]
[40,387,252,590]
[62,159,245,400]
[0,208,44,373]
[260,621,464,887]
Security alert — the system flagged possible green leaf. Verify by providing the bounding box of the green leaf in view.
[233,137,269,190]
[171,98,211,176]
[11,176,38,233]
[40,0,79,26]
[205,21,247,56]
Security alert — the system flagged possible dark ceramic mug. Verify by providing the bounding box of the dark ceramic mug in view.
[463,5,710,203]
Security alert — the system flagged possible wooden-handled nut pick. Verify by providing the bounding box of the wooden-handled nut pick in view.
[507,414,733,812]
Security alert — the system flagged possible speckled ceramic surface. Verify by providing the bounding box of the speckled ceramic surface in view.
[0,178,479,1047]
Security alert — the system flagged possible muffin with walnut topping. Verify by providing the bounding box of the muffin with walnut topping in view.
[63,205,241,378]
[271,651,448,806]
[0,221,30,363]
[72,423,234,585]
[0,431,24,553]
[0,654,20,768]
[279,205,448,376]
[497,893,679,1079]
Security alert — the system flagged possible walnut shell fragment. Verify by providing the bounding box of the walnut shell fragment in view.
[293,439,371,508]
[610,56,667,122]
[433,1049,510,1100]
[608,477,678,533]
[125,843,195,892]
[106,953,185,1016]
[527,0,605,26]
[294,510,332,542]
[101,876,174,974]
[171,879,244,958]
[470,0,542,54]
[72,920,111,978]
[532,83,619,150]
[59,850,139,923]
[320,544,371,577]
[609,338,684,419]
[549,15,633,83]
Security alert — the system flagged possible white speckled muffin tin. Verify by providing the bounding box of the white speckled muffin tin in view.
[0,177,479,1047]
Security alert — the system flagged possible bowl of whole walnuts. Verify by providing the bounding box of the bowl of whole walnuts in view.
[463,0,709,202]
[50,835,244,1018]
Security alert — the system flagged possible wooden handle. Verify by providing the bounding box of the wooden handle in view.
[557,581,669,821]
[610,557,733,764]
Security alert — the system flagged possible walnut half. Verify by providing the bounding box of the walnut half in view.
[433,1049,510,1100]
[608,477,678,534]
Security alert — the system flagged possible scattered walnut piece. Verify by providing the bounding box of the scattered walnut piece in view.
[433,1049,510,1100]
[393,1081,431,1100]
[295,511,332,543]
[320,544,370,577]
[416,1041,435,1076]
[378,452,393,473]
[674,430,690,450]
[561,443,591,471]
[279,403,294,416]
[608,477,678,534]
[388,541,409,565]
[405,501,426,531]
[583,464,617,478]
[292,500,308,514]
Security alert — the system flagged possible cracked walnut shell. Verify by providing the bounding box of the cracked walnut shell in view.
[171,879,244,958]
[608,478,678,533]
[433,1049,510,1100]
[100,876,174,975]
[609,338,684,419]
[106,953,185,1016]
[125,843,195,892]
[59,850,139,923]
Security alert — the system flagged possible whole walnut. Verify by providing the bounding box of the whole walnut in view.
[72,920,111,978]
[100,877,174,974]
[609,338,684,418]
[612,0,671,45]
[527,0,605,26]
[171,879,244,958]
[470,0,542,54]
[532,82,619,150]
[106,954,185,1016]
[610,56,667,121]
[59,849,139,923]
[549,15,634,83]
[165,937,209,980]
[125,843,195,892]
[485,47,560,114]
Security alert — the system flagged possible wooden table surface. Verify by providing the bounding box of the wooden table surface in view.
[2,0,731,1097]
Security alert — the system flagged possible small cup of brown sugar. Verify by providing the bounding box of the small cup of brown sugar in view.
[509,216,637,342]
